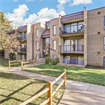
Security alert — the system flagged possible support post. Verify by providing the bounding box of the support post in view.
[64,69,66,87]
[21,61,23,70]
[47,81,52,105]
[9,60,10,68]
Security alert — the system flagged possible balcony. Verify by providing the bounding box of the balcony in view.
[17,47,27,53]
[17,33,27,40]
[59,24,84,37]
[59,45,84,54]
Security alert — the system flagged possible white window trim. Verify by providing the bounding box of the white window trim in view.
[53,40,56,50]
[36,42,38,50]
[53,25,56,35]
[36,29,38,37]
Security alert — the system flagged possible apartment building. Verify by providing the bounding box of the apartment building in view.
[5,7,105,67]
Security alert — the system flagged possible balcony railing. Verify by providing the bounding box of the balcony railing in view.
[17,34,27,40]
[17,47,27,53]
[59,45,84,53]
[59,24,84,35]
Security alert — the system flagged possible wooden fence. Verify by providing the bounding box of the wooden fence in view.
[20,69,66,105]
[9,60,21,68]
[9,59,35,70]
[21,59,35,70]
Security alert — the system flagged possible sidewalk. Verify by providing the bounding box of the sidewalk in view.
[0,66,105,105]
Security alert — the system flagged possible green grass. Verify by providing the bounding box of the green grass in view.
[0,60,31,67]
[24,64,105,86]
[0,70,65,105]
[0,60,21,67]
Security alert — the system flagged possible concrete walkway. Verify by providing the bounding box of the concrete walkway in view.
[0,66,105,105]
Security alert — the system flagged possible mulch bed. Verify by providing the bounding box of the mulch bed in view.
[86,65,105,69]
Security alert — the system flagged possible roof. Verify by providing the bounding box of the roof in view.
[41,29,50,38]
[17,25,27,31]
[61,11,84,22]
[6,30,15,34]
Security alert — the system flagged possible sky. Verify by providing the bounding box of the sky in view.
[0,0,105,28]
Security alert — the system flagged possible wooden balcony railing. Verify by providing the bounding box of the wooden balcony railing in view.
[59,45,84,53]
[59,24,84,35]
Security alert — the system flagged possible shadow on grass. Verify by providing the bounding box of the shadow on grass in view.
[0,71,29,80]
[0,81,47,104]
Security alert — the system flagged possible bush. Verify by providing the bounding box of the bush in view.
[45,56,51,64]
[51,58,59,65]
[9,53,15,60]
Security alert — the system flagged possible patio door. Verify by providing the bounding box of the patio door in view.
[64,56,70,64]
[71,40,77,51]
[64,40,70,52]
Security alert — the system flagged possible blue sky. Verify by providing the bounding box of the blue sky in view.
[0,0,105,27]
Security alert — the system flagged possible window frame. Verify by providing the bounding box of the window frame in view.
[36,28,38,37]
[53,25,56,35]
[53,40,56,50]
[36,41,38,50]
[104,37,105,50]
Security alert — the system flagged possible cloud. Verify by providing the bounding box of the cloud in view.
[57,0,70,11]
[57,0,93,11]
[71,0,93,6]
[5,4,66,28]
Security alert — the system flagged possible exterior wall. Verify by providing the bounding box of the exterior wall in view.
[16,54,21,60]
[87,7,105,66]
[50,18,60,59]
[4,49,10,59]
[27,23,32,59]
[33,23,45,59]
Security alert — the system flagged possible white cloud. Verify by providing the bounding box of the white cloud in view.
[71,0,92,6]
[5,4,66,28]
[57,0,93,11]
[57,0,70,11]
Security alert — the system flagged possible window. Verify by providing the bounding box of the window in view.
[104,37,105,50]
[36,54,38,60]
[46,38,50,44]
[71,23,77,33]
[53,41,56,50]
[104,57,105,65]
[36,29,38,37]
[104,16,105,29]
[53,55,56,59]
[53,25,56,35]
[36,42,38,50]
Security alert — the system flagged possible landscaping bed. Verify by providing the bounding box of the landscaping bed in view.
[0,70,65,105]
[24,64,105,86]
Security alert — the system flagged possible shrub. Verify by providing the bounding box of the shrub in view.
[51,58,59,65]
[9,53,15,60]
[45,56,51,64]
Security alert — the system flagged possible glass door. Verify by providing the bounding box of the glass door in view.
[64,40,70,52]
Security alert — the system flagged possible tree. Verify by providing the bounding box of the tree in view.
[0,11,20,55]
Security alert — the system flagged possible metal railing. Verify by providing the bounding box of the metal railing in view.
[59,24,84,35]
[17,47,27,53]
[17,34,27,40]
[59,45,84,53]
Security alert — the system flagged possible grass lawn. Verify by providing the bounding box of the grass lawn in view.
[0,70,65,105]
[24,64,105,86]
[0,60,31,67]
